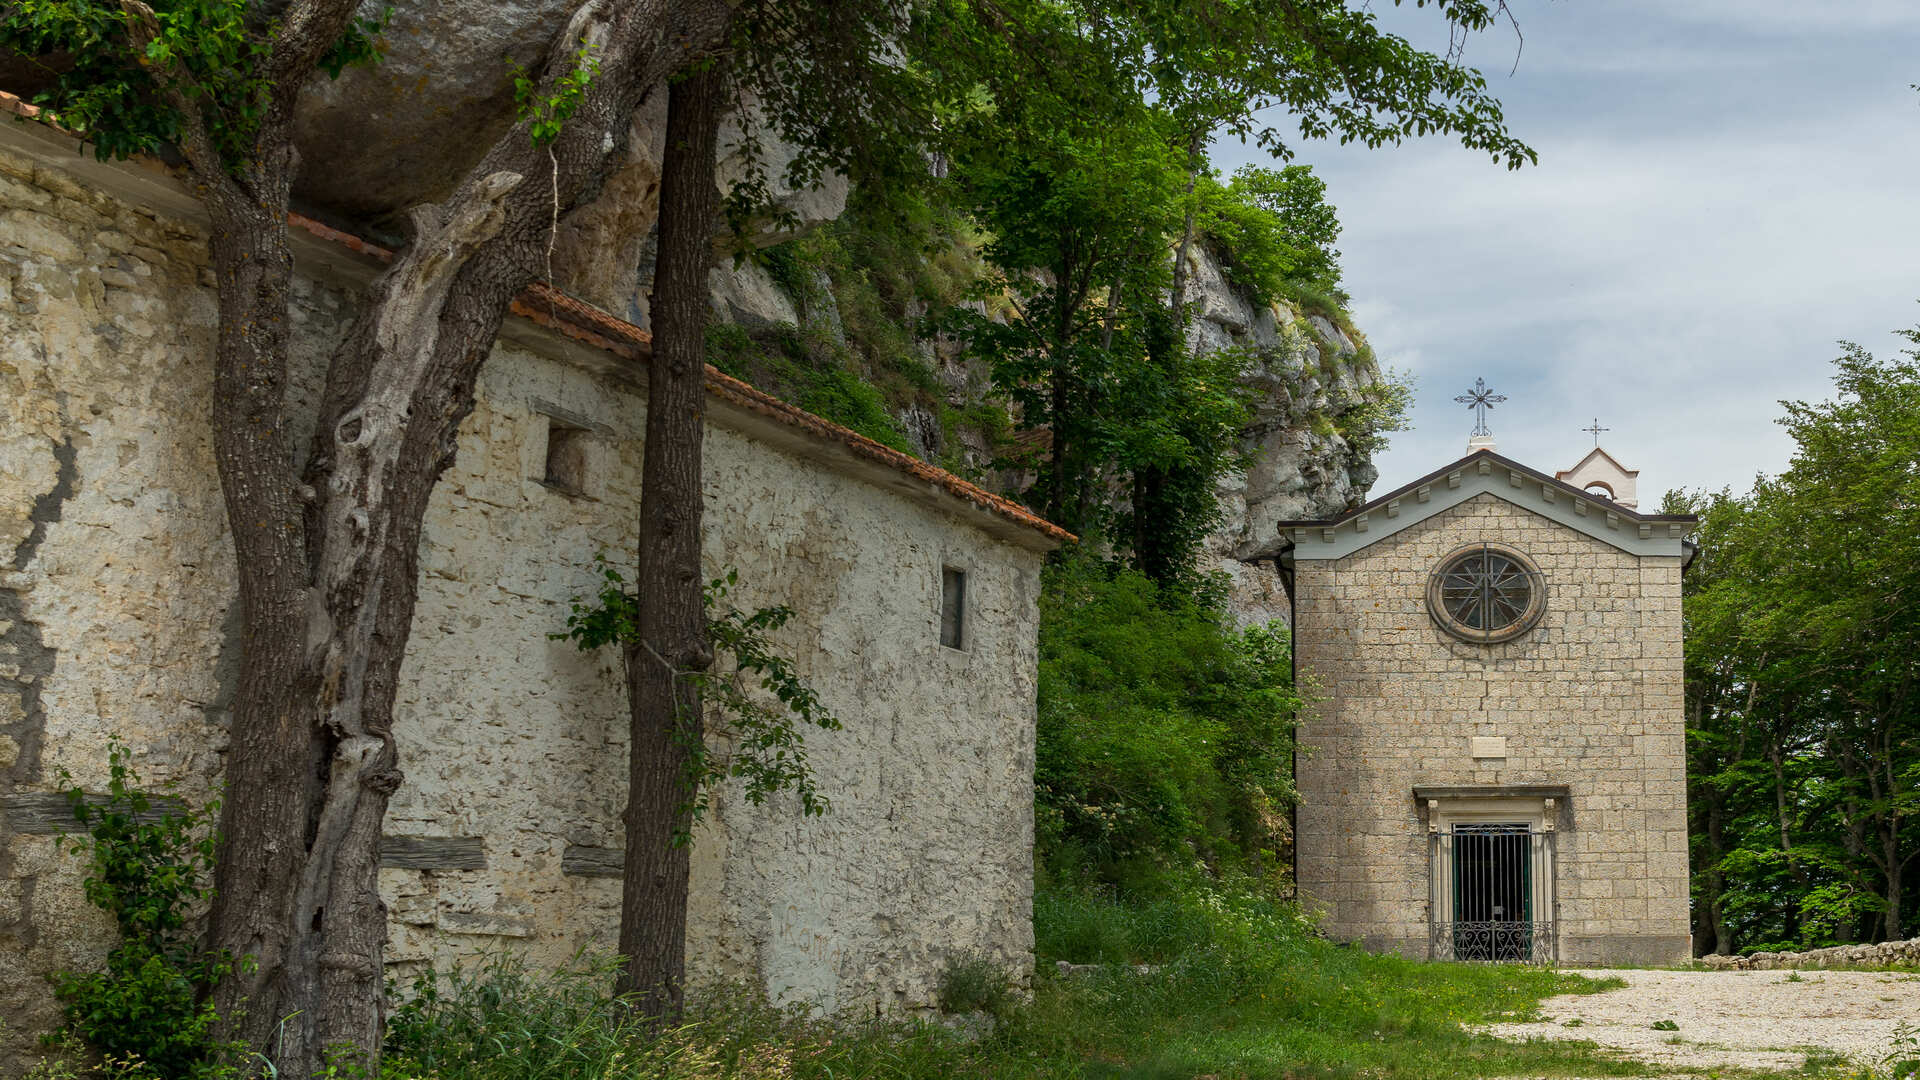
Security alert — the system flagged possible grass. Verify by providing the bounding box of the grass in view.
[355,884,1655,1080]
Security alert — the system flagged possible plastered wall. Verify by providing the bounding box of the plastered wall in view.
[1293,492,1688,965]
[0,144,1041,1064]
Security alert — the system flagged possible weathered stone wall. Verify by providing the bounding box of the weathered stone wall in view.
[0,142,1041,1064]
[1293,492,1689,965]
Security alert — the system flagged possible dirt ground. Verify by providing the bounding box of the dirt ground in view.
[1486,967,1920,1075]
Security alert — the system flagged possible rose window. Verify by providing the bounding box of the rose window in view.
[1426,543,1546,644]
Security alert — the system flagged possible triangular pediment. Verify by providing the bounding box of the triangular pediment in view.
[1277,450,1693,561]
[1556,445,1639,508]
[1556,446,1638,484]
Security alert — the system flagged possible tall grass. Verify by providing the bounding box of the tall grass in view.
[363,884,1654,1080]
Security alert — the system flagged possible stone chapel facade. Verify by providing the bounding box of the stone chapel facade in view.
[1284,445,1695,966]
[0,105,1064,1063]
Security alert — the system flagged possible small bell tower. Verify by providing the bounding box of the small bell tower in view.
[1556,419,1639,508]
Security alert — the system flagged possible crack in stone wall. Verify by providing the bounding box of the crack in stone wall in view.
[0,419,72,1038]
[10,435,75,572]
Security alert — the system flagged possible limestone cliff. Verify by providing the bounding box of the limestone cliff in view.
[1179,244,1388,625]
[694,212,1394,626]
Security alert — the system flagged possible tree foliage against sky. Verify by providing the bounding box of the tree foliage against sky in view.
[1680,331,1920,952]
[917,0,1522,581]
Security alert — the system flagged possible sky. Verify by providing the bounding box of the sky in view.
[1211,1,1920,502]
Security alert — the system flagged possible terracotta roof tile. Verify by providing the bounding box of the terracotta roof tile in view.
[280,215,1073,545]
[0,88,1070,546]
[0,90,42,120]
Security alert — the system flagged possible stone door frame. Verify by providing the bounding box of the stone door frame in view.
[1419,785,1566,964]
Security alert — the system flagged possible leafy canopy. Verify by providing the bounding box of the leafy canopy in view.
[1680,329,1920,948]
[0,0,388,169]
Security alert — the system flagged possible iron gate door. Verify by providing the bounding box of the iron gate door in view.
[1429,823,1557,963]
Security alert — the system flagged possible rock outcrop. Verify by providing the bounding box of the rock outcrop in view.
[1179,245,1385,625]
[293,0,581,217]
[290,2,846,320]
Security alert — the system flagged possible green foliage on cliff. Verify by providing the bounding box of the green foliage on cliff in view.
[1035,556,1301,892]
[1681,329,1920,953]
[709,186,1020,477]
[719,164,1384,582]
[1201,165,1344,306]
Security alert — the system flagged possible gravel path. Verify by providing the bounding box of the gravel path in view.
[1486,968,1920,1074]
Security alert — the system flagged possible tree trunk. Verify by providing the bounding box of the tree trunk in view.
[1702,787,1731,954]
[617,54,727,1017]
[1768,739,1803,941]
[1166,129,1204,323]
[200,164,338,1076]
[1884,822,1903,941]
[1046,357,1071,528]
[1880,713,1905,941]
[200,1,735,1072]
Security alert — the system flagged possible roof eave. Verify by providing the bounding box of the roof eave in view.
[1274,448,1695,530]
[0,95,1073,552]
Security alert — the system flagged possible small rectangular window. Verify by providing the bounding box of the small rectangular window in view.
[542,418,588,495]
[940,567,967,650]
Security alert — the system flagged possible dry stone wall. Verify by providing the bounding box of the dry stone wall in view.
[1697,938,1920,970]
[0,142,1041,1066]
[1293,493,1689,966]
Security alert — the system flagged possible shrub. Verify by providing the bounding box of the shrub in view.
[49,743,238,1079]
[934,955,1016,1017]
[383,954,726,1080]
[1035,556,1301,889]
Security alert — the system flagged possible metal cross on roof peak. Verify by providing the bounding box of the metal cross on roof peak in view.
[1583,418,1610,447]
[1454,378,1506,438]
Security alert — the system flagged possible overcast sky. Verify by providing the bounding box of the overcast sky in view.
[1212,1,1920,503]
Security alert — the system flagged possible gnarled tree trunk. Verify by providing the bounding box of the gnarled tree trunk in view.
[201,1,733,1073]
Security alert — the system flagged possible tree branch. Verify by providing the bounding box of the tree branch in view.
[265,0,367,110]
[111,0,228,182]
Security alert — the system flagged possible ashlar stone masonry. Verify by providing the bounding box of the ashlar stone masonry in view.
[1284,449,1694,966]
[0,111,1062,1066]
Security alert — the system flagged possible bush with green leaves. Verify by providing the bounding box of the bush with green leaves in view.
[555,560,842,837]
[933,955,1016,1018]
[382,953,726,1080]
[0,0,387,169]
[1035,556,1302,890]
[48,743,239,1079]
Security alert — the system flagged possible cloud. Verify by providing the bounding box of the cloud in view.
[1212,5,1920,501]
[1624,0,1920,32]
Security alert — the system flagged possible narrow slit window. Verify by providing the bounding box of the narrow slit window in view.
[543,418,588,495]
[940,567,967,650]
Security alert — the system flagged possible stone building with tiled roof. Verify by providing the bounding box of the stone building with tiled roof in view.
[0,102,1062,1061]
